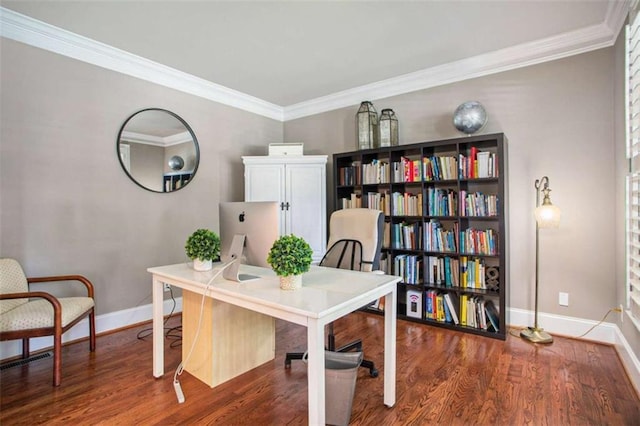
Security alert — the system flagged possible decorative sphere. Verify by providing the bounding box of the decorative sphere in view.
[452,101,488,135]
[168,155,184,170]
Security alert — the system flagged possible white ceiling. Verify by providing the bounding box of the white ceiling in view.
[0,0,629,119]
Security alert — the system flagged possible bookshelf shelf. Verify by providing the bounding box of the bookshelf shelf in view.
[333,133,508,340]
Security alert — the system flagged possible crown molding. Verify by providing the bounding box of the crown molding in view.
[283,3,627,121]
[610,0,635,34]
[120,130,192,147]
[0,7,284,121]
[0,3,630,122]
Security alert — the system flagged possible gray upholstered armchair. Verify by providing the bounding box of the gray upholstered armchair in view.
[0,258,96,386]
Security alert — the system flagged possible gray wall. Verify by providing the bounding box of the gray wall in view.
[0,38,282,315]
[285,48,620,324]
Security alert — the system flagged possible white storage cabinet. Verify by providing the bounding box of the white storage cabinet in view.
[243,155,327,263]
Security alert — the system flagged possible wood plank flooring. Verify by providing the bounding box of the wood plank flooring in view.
[1,312,638,425]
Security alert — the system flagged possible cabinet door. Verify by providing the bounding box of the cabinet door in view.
[286,163,326,262]
[244,164,286,235]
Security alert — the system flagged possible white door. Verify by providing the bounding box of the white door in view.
[286,163,326,262]
[244,163,287,234]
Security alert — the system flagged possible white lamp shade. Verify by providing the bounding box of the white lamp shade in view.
[535,204,561,228]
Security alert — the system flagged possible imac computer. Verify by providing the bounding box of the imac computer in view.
[219,201,280,282]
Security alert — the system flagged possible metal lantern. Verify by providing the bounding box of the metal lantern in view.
[356,101,379,150]
[379,108,399,147]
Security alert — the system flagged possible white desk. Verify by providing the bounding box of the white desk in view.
[148,263,399,425]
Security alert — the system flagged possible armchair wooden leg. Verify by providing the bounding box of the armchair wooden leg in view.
[22,338,30,359]
[89,310,96,352]
[53,331,62,387]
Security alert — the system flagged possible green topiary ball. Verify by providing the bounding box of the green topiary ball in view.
[185,228,221,261]
[267,234,313,277]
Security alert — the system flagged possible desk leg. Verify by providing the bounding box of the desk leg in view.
[307,319,325,426]
[152,276,164,378]
[384,289,397,407]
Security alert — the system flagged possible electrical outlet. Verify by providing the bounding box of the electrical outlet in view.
[559,292,569,307]
[164,283,171,292]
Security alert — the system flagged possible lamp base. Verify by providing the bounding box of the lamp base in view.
[520,327,553,344]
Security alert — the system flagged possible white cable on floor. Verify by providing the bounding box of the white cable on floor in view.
[173,258,237,403]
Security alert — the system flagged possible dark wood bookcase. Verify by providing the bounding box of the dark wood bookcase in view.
[333,133,508,340]
[163,171,192,192]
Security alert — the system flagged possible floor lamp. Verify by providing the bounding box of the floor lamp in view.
[520,176,561,344]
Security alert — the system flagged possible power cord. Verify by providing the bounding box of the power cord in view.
[173,258,237,403]
[509,306,624,340]
[574,306,622,339]
[136,286,182,347]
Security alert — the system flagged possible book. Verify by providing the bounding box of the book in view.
[467,296,476,328]
[477,298,487,330]
[469,147,478,178]
[442,297,452,323]
[485,299,500,332]
[460,294,468,326]
[477,151,490,178]
[443,293,460,324]
[402,156,413,182]
[436,293,445,322]
[425,290,435,319]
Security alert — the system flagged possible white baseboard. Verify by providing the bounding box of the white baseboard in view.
[0,297,182,361]
[509,307,640,396]
[509,307,619,343]
[614,325,640,397]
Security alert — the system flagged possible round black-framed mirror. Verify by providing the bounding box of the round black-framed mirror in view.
[117,108,200,193]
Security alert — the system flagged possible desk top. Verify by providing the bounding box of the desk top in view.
[148,263,399,322]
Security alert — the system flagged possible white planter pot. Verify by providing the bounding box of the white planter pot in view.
[193,258,213,272]
[279,274,302,291]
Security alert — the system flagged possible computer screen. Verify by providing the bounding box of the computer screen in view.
[219,201,280,270]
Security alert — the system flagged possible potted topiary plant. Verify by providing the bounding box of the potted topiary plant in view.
[267,234,313,290]
[185,228,221,271]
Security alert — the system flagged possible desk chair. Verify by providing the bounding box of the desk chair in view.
[0,258,96,386]
[284,208,384,377]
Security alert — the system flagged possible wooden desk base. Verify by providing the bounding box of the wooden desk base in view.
[182,289,275,388]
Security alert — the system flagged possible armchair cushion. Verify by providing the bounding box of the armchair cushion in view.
[0,258,29,312]
[0,297,95,332]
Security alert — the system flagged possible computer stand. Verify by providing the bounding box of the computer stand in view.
[222,234,260,282]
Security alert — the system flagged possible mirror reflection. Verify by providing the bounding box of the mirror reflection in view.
[117,108,199,192]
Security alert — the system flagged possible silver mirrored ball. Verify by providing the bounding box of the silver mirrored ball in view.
[453,101,488,135]
[168,155,184,171]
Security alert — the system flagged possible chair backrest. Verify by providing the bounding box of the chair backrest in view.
[0,258,30,313]
[319,209,384,272]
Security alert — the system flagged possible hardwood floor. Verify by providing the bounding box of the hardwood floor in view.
[1,312,638,425]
